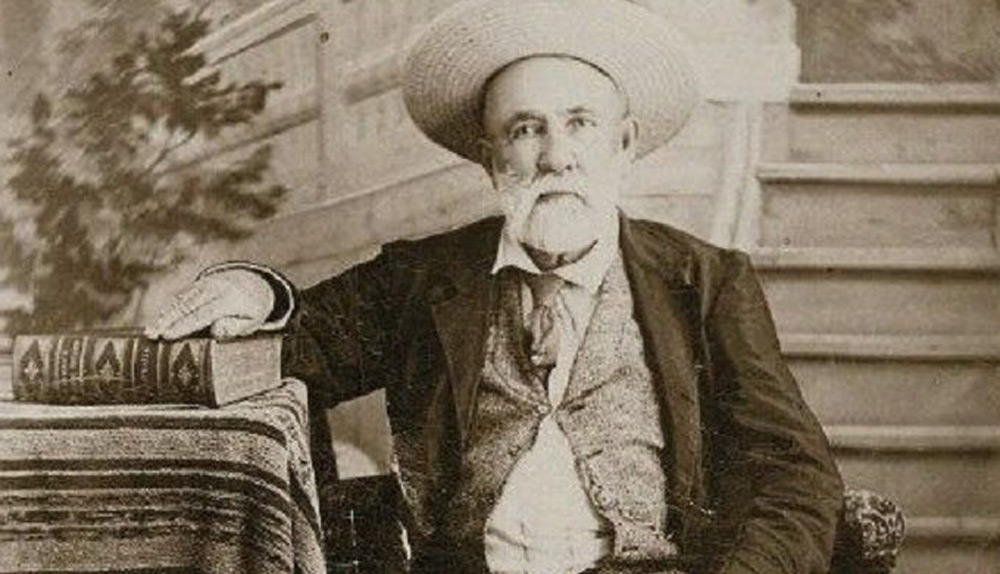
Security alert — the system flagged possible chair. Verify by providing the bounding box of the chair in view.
[830,489,906,574]
[319,477,906,574]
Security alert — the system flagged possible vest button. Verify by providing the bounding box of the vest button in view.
[592,486,614,509]
[621,506,650,524]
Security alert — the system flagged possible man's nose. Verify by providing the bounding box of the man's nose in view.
[537,128,576,174]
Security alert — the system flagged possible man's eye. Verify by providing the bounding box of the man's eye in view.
[568,116,596,130]
[510,122,544,140]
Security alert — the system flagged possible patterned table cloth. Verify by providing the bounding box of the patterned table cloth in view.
[0,380,324,574]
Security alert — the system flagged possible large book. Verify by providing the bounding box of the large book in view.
[6,332,282,407]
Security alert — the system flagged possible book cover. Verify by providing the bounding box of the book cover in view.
[7,332,282,407]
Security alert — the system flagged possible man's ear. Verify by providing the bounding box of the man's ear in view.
[620,116,639,162]
[478,137,496,180]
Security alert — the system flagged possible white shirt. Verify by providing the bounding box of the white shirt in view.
[485,219,620,574]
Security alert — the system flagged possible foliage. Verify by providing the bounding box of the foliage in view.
[1,8,285,332]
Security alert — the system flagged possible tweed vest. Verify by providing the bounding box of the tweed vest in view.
[439,258,678,570]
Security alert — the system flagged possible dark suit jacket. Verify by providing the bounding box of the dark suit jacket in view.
[281,215,843,574]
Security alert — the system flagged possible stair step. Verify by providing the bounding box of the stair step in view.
[758,163,999,249]
[761,272,1000,335]
[827,425,1000,452]
[828,426,1000,518]
[907,516,1000,541]
[790,83,1000,110]
[781,333,1000,361]
[898,516,1000,574]
[757,162,1000,185]
[752,247,1000,272]
[793,357,1000,426]
[778,83,1000,163]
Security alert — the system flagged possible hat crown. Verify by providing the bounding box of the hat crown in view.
[403,0,701,161]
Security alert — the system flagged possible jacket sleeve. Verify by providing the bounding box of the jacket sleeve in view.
[704,250,843,574]
[279,244,419,410]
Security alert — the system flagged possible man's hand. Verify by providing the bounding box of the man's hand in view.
[145,269,275,340]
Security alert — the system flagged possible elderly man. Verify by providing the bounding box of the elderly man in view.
[149,1,842,572]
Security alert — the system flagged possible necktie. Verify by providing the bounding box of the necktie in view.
[525,272,565,370]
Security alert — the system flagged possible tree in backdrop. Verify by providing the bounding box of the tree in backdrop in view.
[0,7,285,332]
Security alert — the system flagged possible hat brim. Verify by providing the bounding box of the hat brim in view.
[403,0,701,162]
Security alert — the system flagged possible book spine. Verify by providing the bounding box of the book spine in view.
[131,336,160,403]
[13,336,214,405]
[202,340,215,404]
[165,339,211,404]
[13,336,48,402]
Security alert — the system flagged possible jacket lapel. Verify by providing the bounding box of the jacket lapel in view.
[620,216,703,504]
[428,221,500,447]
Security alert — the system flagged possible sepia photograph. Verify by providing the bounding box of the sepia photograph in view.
[0,0,998,572]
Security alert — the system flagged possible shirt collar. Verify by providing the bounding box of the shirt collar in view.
[490,216,620,294]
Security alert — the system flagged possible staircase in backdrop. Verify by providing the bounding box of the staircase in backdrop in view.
[756,83,1000,574]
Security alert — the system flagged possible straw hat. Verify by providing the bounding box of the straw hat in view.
[402,0,701,162]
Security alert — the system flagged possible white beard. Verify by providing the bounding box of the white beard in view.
[520,195,604,254]
[496,173,617,256]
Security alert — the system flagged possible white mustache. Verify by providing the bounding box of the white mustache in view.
[497,173,589,202]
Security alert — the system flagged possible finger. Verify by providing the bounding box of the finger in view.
[143,321,163,339]
[150,276,231,338]
[147,285,208,337]
[147,303,184,339]
[159,298,231,340]
[211,316,262,340]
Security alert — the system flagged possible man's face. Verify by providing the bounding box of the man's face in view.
[481,56,637,256]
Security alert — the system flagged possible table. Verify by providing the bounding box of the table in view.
[0,380,325,574]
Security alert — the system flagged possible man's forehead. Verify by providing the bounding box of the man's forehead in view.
[482,56,627,119]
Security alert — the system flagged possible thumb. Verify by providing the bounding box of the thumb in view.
[211,316,263,340]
